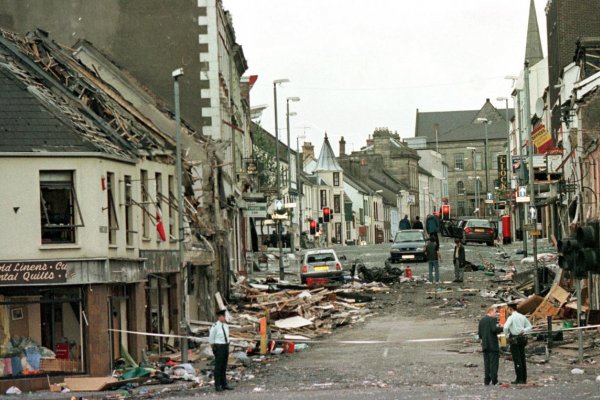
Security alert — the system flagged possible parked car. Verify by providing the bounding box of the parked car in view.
[300,249,344,284]
[389,229,428,263]
[462,219,496,246]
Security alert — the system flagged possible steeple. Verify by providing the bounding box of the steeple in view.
[524,0,544,66]
[314,133,342,172]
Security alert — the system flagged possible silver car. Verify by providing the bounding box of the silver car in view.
[300,249,344,284]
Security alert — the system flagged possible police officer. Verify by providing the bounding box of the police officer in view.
[209,309,233,391]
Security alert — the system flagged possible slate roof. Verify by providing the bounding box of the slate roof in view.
[314,134,342,172]
[0,66,102,153]
[414,100,515,144]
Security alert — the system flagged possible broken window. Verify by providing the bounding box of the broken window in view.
[124,175,134,246]
[155,173,163,242]
[141,170,150,239]
[107,172,119,245]
[40,171,84,244]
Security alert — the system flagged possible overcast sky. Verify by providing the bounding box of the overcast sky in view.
[223,0,548,156]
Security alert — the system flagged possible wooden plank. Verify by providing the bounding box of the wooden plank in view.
[64,377,118,391]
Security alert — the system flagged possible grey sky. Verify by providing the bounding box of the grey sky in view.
[223,0,548,156]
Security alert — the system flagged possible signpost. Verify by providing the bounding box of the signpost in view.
[246,202,267,218]
[516,186,530,203]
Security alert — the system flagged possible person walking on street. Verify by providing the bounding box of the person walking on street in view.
[412,215,424,230]
[503,303,532,384]
[479,306,503,385]
[209,309,234,392]
[425,235,441,283]
[399,215,411,230]
[425,214,440,245]
[453,238,465,282]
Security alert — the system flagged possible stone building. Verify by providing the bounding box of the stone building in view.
[415,100,513,218]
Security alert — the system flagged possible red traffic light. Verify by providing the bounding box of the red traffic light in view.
[309,219,317,234]
[323,207,331,222]
[442,205,450,221]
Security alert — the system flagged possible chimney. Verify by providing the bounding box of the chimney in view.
[302,142,314,163]
[339,136,346,157]
[366,134,373,147]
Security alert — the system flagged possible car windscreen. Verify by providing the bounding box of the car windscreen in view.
[466,219,492,228]
[306,253,336,263]
[394,231,425,243]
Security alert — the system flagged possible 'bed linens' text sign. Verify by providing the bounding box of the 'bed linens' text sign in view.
[0,261,68,284]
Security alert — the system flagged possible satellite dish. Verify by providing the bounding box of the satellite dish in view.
[535,97,545,118]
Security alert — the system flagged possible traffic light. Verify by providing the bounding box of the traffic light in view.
[323,207,331,222]
[441,205,450,221]
[309,219,316,235]
[575,222,600,277]
[557,237,578,272]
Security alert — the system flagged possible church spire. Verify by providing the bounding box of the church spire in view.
[524,0,544,66]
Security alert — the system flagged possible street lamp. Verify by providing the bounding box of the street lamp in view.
[476,117,491,216]
[172,67,188,363]
[273,78,289,281]
[286,97,300,252]
[497,96,512,239]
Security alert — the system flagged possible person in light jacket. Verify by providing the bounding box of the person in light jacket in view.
[209,309,233,392]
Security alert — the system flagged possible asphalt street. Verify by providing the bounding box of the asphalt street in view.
[154,240,600,399]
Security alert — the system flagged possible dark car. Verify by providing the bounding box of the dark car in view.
[390,229,427,263]
[462,219,495,246]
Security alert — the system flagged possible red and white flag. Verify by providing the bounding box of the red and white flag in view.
[156,207,167,241]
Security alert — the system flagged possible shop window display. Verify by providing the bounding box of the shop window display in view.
[0,288,84,378]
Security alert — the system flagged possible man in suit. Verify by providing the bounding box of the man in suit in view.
[453,238,465,282]
[479,306,504,385]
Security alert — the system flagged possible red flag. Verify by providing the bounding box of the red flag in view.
[156,207,167,241]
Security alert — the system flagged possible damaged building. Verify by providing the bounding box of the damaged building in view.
[0,27,247,390]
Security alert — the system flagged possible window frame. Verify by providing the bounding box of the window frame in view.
[333,172,340,187]
[454,153,464,171]
[107,172,119,245]
[39,170,84,245]
[124,175,135,246]
[456,181,465,196]
[333,194,341,214]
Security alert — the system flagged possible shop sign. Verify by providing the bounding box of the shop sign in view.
[246,201,267,218]
[0,261,68,284]
[497,155,508,191]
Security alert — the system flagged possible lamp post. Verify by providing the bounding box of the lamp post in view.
[286,97,300,252]
[273,78,289,281]
[476,117,491,216]
[172,67,188,363]
[468,176,481,216]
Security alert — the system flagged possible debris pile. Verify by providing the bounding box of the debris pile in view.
[228,279,388,341]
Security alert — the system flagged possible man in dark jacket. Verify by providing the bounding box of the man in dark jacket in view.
[412,215,424,230]
[479,306,503,385]
[425,214,440,244]
[399,215,411,230]
[453,238,465,282]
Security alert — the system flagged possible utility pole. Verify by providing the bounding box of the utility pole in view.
[524,61,539,295]
[516,90,528,256]
[273,79,289,281]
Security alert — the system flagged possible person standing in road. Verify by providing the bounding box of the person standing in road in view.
[425,214,440,245]
[209,309,234,392]
[412,215,424,230]
[453,238,465,282]
[503,303,532,384]
[426,235,441,283]
[399,215,411,230]
[479,306,503,385]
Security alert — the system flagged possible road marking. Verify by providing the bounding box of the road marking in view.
[383,348,389,358]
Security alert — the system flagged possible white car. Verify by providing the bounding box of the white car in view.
[300,249,344,284]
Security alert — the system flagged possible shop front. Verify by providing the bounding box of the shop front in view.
[0,258,145,392]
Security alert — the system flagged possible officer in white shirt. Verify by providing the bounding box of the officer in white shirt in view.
[209,309,233,391]
[503,303,532,384]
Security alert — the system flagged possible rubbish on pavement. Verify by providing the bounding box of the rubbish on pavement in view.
[5,386,21,395]
[571,368,584,375]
